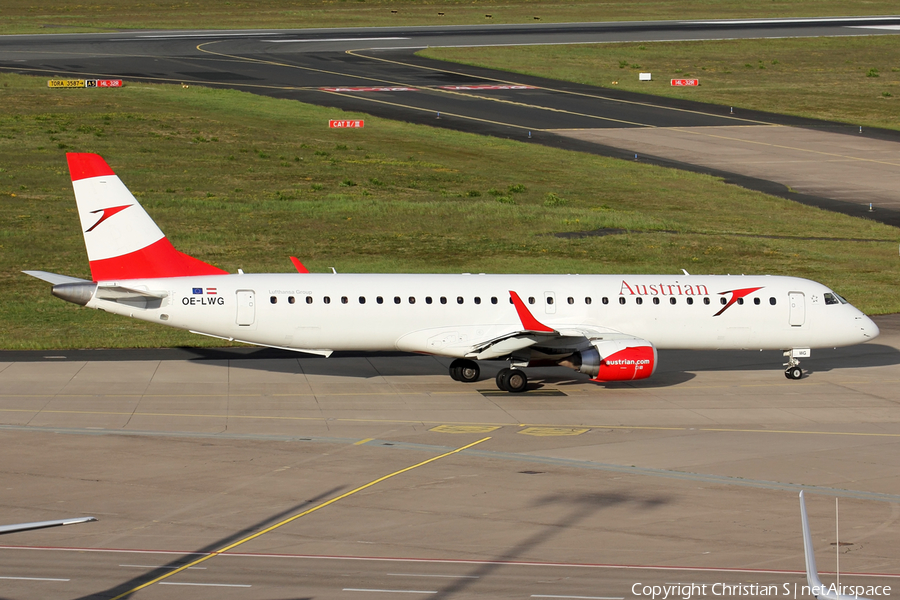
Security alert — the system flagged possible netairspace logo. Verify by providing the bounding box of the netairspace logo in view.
[631,582,892,599]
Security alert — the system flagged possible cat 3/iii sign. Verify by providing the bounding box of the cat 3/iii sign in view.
[48,79,123,88]
[329,120,364,128]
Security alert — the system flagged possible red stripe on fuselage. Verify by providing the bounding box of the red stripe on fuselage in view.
[67,153,116,181]
[89,237,227,281]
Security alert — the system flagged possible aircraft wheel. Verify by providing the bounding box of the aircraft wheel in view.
[496,368,511,391]
[785,366,802,380]
[450,359,480,383]
[497,368,528,393]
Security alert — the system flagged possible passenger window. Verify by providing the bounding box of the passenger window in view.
[394,296,401,304]
[440,296,447,304]
[585,297,592,305]
[636,297,643,305]
[341,296,348,304]
[546,297,553,305]
[602,297,609,305]
[409,297,416,304]
[619,297,626,305]
[567,297,574,305]
[737,298,744,305]
[457,296,464,304]
[670,297,676,305]
[491,297,498,304]
[703,297,710,305]
[359,296,366,304]
[270,296,277,304]
[652,297,660,305]
[288,296,295,304]
[528,297,535,305]
[324,296,331,304]
[686,297,693,305]
[474,297,481,305]
[305,296,312,304]
[426,296,433,304]
[770,297,776,305]
[376,296,383,304]
[754,297,761,305]
[720,297,727,305]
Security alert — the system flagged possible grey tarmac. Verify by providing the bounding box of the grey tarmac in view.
[1,317,900,598]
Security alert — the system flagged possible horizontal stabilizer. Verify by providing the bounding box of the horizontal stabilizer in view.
[96,286,169,300]
[23,270,91,285]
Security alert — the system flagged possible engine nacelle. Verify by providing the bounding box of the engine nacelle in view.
[567,339,657,382]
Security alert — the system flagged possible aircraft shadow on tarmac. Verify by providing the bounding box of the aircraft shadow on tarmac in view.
[169,343,900,390]
[63,487,345,600]
[423,491,670,600]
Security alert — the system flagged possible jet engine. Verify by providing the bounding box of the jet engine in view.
[561,339,657,382]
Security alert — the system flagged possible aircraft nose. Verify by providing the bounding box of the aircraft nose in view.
[859,315,880,340]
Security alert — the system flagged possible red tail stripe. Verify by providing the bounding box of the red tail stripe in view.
[89,237,227,281]
[67,153,116,182]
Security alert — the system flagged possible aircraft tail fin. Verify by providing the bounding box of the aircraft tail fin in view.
[67,153,227,281]
[800,491,825,592]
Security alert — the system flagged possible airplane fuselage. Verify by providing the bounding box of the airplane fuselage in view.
[83,273,877,355]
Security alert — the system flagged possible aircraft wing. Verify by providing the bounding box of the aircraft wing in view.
[0,516,97,535]
[463,291,620,361]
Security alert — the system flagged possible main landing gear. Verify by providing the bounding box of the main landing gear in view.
[447,360,528,393]
[496,367,528,393]
[784,350,803,380]
[449,358,480,383]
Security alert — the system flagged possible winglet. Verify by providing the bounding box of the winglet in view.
[800,491,825,593]
[290,256,310,273]
[509,291,554,333]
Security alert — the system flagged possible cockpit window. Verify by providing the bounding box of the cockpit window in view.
[823,292,847,305]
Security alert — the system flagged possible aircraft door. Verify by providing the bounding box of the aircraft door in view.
[544,291,556,314]
[788,292,805,326]
[236,290,256,326]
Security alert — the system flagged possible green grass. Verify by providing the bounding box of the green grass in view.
[1,0,899,34]
[1,72,898,350]
[421,36,900,131]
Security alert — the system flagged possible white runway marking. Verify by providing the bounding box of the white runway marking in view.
[387,573,479,578]
[159,581,251,587]
[119,564,206,569]
[0,576,70,581]
[344,589,437,594]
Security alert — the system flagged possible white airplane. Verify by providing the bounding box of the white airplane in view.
[0,516,96,535]
[799,491,881,600]
[25,154,879,392]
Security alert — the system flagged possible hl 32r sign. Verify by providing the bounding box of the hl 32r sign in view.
[671,79,699,86]
[329,120,364,128]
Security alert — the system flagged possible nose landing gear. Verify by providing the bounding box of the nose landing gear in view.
[784,349,806,380]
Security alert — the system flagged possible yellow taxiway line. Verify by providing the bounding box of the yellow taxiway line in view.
[108,436,491,600]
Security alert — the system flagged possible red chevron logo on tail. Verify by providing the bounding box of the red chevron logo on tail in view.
[86,204,131,232]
